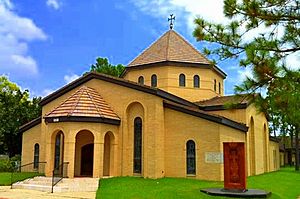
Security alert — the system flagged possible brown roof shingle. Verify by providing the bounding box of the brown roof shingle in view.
[44,86,120,121]
[195,95,250,106]
[195,94,254,111]
[128,30,211,67]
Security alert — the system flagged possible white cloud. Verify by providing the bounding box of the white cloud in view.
[237,66,253,83]
[64,74,80,84]
[130,0,226,32]
[285,52,300,70]
[42,88,55,97]
[46,0,61,10]
[0,0,47,76]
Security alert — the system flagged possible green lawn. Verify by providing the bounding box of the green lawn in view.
[0,172,43,186]
[97,167,300,199]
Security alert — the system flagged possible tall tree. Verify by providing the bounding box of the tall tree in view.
[0,76,41,157]
[193,0,300,170]
[90,57,125,77]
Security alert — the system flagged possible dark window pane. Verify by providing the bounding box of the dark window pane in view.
[219,82,221,94]
[138,76,144,85]
[194,75,200,88]
[186,140,196,174]
[151,74,157,87]
[34,144,39,169]
[179,74,185,87]
[214,79,217,91]
[134,117,142,173]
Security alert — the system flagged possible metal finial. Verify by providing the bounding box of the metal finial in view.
[168,14,175,30]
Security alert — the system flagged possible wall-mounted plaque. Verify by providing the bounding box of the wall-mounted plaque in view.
[205,152,223,163]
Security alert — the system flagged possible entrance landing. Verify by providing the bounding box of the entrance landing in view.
[201,188,271,198]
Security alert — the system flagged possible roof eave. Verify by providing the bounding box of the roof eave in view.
[125,61,227,78]
[44,116,120,125]
[40,72,197,108]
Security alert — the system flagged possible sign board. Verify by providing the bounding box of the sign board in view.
[205,152,223,164]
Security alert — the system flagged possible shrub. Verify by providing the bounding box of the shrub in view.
[0,159,13,172]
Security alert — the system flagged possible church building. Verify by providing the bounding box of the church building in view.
[20,29,280,181]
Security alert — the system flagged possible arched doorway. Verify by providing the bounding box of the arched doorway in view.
[103,132,115,176]
[74,130,94,177]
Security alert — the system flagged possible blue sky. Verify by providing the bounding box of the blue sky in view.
[0,0,264,97]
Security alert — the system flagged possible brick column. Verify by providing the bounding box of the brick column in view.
[93,141,104,178]
[64,140,75,178]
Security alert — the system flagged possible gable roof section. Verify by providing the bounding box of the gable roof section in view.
[19,116,41,133]
[40,72,198,108]
[44,86,120,124]
[124,30,226,78]
[163,101,248,132]
[195,95,252,111]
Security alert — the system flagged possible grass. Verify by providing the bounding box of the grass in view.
[0,172,43,186]
[97,167,300,199]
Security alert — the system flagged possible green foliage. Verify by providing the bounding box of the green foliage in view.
[97,167,300,199]
[0,155,20,172]
[0,159,13,172]
[0,76,41,157]
[0,172,42,186]
[193,0,300,170]
[90,57,125,77]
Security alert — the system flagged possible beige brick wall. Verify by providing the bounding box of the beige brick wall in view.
[21,124,42,165]
[269,141,280,171]
[123,65,224,101]
[164,108,246,181]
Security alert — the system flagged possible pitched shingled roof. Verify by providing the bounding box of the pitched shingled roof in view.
[44,86,120,124]
[195,95,252,111]
[128,30,211,66]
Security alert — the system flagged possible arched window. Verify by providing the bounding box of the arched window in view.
[179,74,186,87]
[134,117,142,173]
[151,74,157,87]
[214,79,217,91]
[138,76,144,85]
[186,140,196,175]
[54,132,64,170]
[218,82,221,94]
[193,75,200,88]
[33,143,39,169]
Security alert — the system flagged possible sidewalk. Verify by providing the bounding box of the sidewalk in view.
[0,186,96,199]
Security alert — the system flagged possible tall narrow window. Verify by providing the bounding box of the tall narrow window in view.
[193,75,200,88]
[54,132,64,170]
[179,74,186,87]
[138,76,144,85]
[218,82,221,94]
[214,79,217,91]
[151,74,157,87]
[134,117,142,173]
[186,140,196,175]
[34,143,39,169]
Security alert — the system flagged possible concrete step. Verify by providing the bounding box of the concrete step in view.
[12,177,99,193]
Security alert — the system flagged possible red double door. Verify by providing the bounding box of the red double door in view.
[223,142,246,191]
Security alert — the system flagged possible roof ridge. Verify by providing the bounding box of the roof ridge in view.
[69,86,84,116]
[171,31,212,64]
[85,87,104,118]
[166,30,171,61]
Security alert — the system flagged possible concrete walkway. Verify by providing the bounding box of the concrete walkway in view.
[0,186,96,199]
